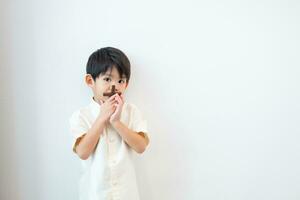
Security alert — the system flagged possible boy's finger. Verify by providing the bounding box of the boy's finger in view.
[114,93,121,100]
[107,94,118,102]
[108,94,116,100]
[116,95,123,104]
[114,94,121,102]
[109,100,118,105]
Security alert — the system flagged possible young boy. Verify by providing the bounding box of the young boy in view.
[69,47,150,200]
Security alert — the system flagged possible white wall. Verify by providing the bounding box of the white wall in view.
[1,0,300,200]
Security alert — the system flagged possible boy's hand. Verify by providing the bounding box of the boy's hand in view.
[109,94,124,124]
[97,94,118,123]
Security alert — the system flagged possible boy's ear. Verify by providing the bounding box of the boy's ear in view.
[85,74,94,87]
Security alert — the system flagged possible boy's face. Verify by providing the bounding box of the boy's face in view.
[85,66,128,103]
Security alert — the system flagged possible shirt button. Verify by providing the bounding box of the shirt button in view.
[112,181,117,186]
[109,138,115,142]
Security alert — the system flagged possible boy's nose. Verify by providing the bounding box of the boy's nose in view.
[111,85,118,92]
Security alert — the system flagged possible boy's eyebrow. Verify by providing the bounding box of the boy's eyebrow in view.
[103,74,126,79]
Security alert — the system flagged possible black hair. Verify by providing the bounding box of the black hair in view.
[86,47,131,82]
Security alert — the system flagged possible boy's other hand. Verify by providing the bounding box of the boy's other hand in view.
[109,94,124,124]
[97,94,119,123]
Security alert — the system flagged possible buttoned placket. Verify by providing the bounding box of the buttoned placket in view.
[107,126,120,199]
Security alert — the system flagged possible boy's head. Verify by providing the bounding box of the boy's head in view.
[85,47,131,103]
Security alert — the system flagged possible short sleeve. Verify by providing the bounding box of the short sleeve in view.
[69,111,89,153]
[131,105,148,135]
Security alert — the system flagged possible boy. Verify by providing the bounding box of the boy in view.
[69,47,150,200]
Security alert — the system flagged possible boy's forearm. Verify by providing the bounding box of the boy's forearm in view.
[75,117,106,160]
[111,121,148,154]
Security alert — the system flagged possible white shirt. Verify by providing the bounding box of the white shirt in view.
[69,98,148,200]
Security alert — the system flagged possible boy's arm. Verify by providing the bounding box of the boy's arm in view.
[111,121,149,154]
[75,95,118,160]
[74,116,107,160]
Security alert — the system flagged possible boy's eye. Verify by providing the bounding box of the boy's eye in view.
[104,77,111,82]
[119,80,125,84]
